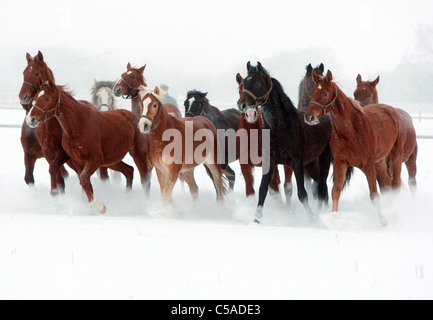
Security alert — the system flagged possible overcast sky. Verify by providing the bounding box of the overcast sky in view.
[1,0,432,102]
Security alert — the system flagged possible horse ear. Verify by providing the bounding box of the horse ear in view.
[257,61,264,72]
[312,70,320,83]
[139,64,146,74]
[319,63,325,74]
[325,70,333,84]
[94,78,98,85]
[371,76,380,87]
[236,73,243,85]
[26,53,32,63]
[154,86,160,95]
[247,61,252,72]
[127,62,132,70]
[36,51,44,63]
[306,64,313,75]
[356,74,363,86]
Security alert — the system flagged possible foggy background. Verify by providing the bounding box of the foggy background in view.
[1,0,433,112]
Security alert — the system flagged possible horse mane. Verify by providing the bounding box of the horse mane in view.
[138,85,166,103]
[270,77,299,115]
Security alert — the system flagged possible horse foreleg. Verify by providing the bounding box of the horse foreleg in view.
[269,166,281,196]
[293,159,314,218]
[255,163,277,224]
[24,152,37,186]
[182,168,199,201]
[98,167,109,181]
[331,161,348,213]
[241,164,255,197]
[283,165,293,206]
[79,164,105,214]
[223,165,236,191]
[161,166,181,205]
[364,165,387,226]
[405,143,418,195]
[49,149,71,195]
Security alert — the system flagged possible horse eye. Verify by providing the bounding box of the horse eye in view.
[45,98,50,102]
[153,104,157,108]
[324,93,328,97]
[255,82,261,87]
[36,73,40,76]
[131,76,136,80]
[368,94,372,98]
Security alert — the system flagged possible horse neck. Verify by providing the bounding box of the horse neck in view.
[55,88,83,138]
[331,86,365,135]
[131,95,141,118]
[261,79,299,129]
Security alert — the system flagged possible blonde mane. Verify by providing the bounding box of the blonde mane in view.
[138,85,166,103]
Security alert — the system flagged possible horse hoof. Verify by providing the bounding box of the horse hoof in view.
[50,189,59,196]
[90,200,106,214]
[254,219,261,224]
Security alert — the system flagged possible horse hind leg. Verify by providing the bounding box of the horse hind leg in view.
[222,165,236,191]
[241,164,255,197]
[98,167,110,181]
[405,143,418,195]
[79,164,105,214]
[283,166,293,206]
[204,163,226,202]
[107,161,134,190]
[375,159,392,193]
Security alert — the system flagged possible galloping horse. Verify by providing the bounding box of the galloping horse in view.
[138,86,228,204]
[26,79,152,213]
[184,90,241,190]
[18,51,73,194]
[236,73,292,200]
[237,62,332,223]
[305,70,405,226]
[354,74,418,192]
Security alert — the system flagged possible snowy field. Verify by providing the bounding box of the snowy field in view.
[0,108,433,300]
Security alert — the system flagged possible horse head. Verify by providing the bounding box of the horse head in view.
[25,78,60,128]
[304,70,338,126]
[237,61,272,122]
[138,86,165,133]
[353,74,380,107]
[184,90,209,118]
[114,63,147,99]
[92,80,116,111]
[19,51,55,109]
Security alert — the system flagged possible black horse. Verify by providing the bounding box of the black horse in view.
[298,63,324,111]
[184,90,242,190]
[237,62,333,223]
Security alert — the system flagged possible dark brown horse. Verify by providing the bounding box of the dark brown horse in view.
[18,51,72,194]
[298,63,324,111]
[305,70,407,226]
[354,74,418,192]
[237,62,332,223]
[26,79,152,213]
[236,73,292,200]
[138,86,228,204]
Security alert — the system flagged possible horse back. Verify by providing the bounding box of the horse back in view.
[222,108,242,131]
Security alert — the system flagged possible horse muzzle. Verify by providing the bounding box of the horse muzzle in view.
[114,86,123,97]
[304,113,320,126]
[25,115,39,128]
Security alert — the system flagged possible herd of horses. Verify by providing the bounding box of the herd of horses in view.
[19,51,418,226]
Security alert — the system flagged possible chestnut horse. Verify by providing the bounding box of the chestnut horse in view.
[113,63,182,120]
[18,51,73,193]
[354,74,418,192]
[236,73,293,201]
[237,62,332,224]
[305,70,406,226]
[138,86,228,205]
[26,79,152,213]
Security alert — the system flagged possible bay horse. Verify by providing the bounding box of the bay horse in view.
[304,69,405,226]
[18,51,73,193]
[236,73,293,201]
[26,78,152,213]
[184,90,241,190]
[138,86,228,205]
[237,62,332,223]
[354,74,418,192]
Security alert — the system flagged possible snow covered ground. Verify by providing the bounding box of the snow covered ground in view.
[0,108,432,300]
